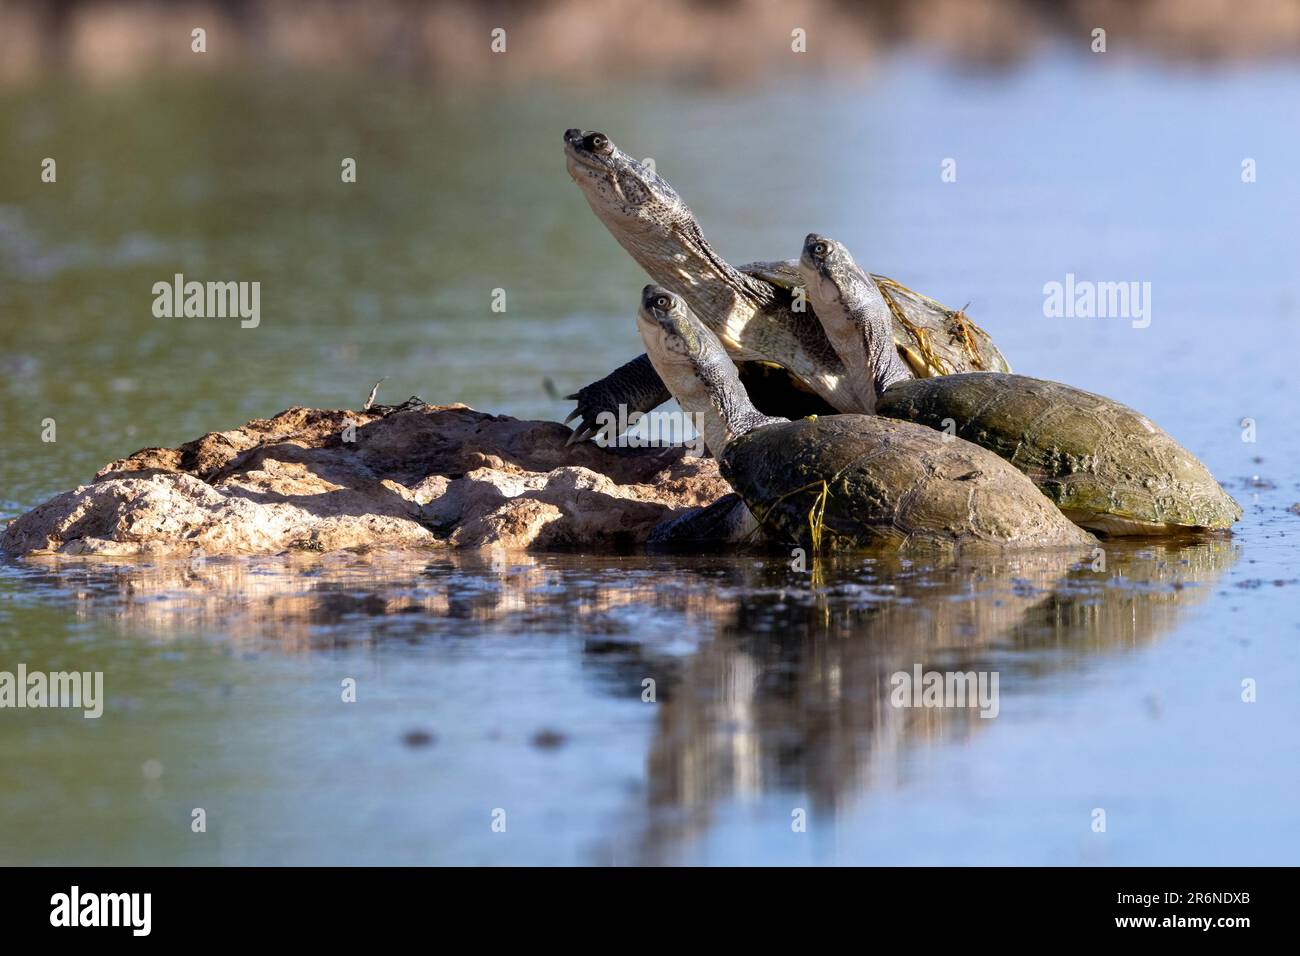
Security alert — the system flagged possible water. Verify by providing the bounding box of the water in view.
[1,52,1298,865]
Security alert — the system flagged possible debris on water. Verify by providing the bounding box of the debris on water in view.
[363,377,386,410]
[531,728,567,750]
[1288,503,1300,516]
[1245,475,1276,489]
[402,729,436,748]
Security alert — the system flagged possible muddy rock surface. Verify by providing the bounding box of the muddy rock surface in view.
[1,403,729,556]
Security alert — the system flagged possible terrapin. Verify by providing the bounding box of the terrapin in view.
[636,286,1095,553]
[797,233,1242,535]
[562,128,1008,443]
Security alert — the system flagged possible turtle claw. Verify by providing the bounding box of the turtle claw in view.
[563,356,671,449]
[566,425,598,447]
[564,392,580,401]
[563,384,606,446]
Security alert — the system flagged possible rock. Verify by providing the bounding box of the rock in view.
[1,403,730,557]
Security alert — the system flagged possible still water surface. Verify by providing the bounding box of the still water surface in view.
[1,53,1298,864]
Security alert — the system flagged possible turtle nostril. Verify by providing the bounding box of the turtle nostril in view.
[564,128,582,144]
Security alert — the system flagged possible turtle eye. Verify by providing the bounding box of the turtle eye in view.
[587,132,611,153]
[654,295,671,311]
[813,241,830,258]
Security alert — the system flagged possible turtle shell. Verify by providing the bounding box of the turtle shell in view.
[720,415,1095,553]
[871,275,1011,377]
[741,262,1011,377]
[876,373,1242,534]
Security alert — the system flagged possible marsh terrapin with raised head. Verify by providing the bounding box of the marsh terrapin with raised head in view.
[635,286,1095,553]
[562,128,1009,443]
[797,233,1243,535]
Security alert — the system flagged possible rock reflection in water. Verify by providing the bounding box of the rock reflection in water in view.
[4,538,1236,864]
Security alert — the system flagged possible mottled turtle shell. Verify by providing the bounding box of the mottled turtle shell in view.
[720,415,1095,553]
[876,373,1242,534]
[741,261,1011,377]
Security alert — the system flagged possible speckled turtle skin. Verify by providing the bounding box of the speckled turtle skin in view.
[721,415,1097,553]
[876,373,1243,534]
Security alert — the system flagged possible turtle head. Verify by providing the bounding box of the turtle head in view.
[636,285,713,368]
[637,285,751,456]
[797,233,866,305]
[798,233,906,410]
[564,128,689,237]
[799,233,838,272]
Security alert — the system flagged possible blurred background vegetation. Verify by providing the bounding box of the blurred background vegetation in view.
[3,0,1300,86]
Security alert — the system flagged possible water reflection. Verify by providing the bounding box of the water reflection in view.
[3,538,1236,863]
[625,542,1236,863]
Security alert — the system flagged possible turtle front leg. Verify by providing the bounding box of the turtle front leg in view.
[648,493,764,547]
[564,353,672,445]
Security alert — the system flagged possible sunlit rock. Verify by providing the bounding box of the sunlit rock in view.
[1,403,728,556]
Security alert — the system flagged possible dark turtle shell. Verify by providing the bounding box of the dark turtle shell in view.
[876,373,1242,534]
[720,415,1095,553]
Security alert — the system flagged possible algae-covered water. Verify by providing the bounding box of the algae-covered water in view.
[1,53,1298,865]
